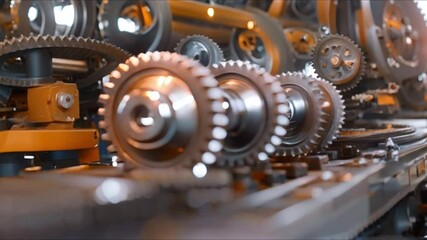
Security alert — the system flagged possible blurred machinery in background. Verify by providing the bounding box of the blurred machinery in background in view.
[2,0,427,239]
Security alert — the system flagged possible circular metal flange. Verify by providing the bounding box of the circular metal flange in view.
[229,6,295,75]
[361,0,427,83]
[98,0,172,55]
[175,35,224,67]
[210,60,290,167]
[312,34,365,91]
[276,72,328,156]
[99,51,227,168]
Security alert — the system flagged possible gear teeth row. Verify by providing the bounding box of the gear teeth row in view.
[0,34,131,88]
[314,77,345,148]
[99,51,227,168]
[174,34,225,67]
[311,34,366,92]
[275,72,328,156]
[210,60,290,167]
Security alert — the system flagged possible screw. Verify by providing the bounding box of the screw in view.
[57,92,74,109]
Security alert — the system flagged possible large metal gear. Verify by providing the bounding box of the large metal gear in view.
[276,72,327,156]
[210,60,290,167]
[315,77,345,148]
[98,51,227,168]
[0,35,130,88]
[174,35,224,68]
[98,0,172,55]
[360,0,427,83]
[229,7,296,74]
[312,34,365,92]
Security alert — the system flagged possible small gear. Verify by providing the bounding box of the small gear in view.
[98,0,172,54]
[276,72,327,156]
[210,60,290,167]
[314,77,345,148]
[175,35,224,67]
[98,51,227,168]
[312,34,365,92]
[0,35,130,88]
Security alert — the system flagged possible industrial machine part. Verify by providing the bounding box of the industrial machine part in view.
[0,82,99,164]
[99,51,226,168]
[276,72,327,156]
[315,78,345,148]
[98,0,172,54]
[175,35,224,67]
[2,0,96,38]
[360,0,427,83]
[1,1,427,239]
[228,7,295,73]
[0,35,130,88]
[312,34,365,91]
[169,1,295,74]
[8,0,56,36]
[398,75,427,111]
[210,60,289,166]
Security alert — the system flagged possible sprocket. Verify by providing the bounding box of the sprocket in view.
[175,35,224,67]
[210,60,290,167]
[98,51,227,168]
[312,34,365,92]
[276,72,328,156]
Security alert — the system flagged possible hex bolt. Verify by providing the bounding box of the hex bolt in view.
[57,92,74,109]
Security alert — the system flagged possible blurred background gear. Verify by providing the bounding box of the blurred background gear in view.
[312,34,365,91]
[175,34,224,67]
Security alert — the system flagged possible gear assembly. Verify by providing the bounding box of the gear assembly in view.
[2,0,427,239]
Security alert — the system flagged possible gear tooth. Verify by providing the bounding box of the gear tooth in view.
[98,108,106,116]
[101,133,111,141]
[99,120,107,128]
[107,144,117,152]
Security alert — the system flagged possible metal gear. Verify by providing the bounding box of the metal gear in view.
[210,60,290,167]
[229,6,295,74]
[315,77,345,148]
[360,0,427,83]
[0,35,130,88]
[98,51,227,168]
[312,34,365,92]
[276,72,328,156]
[98,0,172,55]
[174,35,224,68]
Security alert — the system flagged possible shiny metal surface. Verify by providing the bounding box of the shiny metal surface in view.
[99,52,226,168]
[211,60,289,166]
